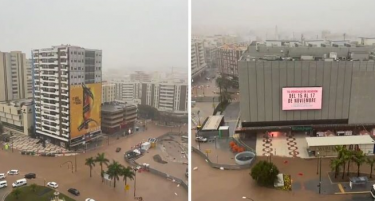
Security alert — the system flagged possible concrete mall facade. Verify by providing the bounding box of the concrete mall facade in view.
[238,46,375,135]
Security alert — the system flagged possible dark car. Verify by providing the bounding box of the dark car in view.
[116,147,121,153]
[24,173,36,179]
[68,188,80,196]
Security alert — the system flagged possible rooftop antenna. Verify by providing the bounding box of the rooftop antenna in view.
[275,26,278,40]
[343,33,346,41]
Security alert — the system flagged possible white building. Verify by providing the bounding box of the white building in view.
[110,80,188,114]
[191,39,207,80]
[359,37,375,46]
[33,45,102,148]
[0,51,33,101]
[102,82,116,104]
[0,99,34,136]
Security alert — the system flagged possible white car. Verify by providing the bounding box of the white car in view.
[7,170,19,175]
[0,173,6,180]
[85,199,96,201]
[46,182,58,189]
[195,136,208,143]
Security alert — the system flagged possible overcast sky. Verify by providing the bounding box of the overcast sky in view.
[193,0,375,37]
[0,0,188,72]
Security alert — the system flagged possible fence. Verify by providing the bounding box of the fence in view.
[124,132,188,191]
[191,146,254,170]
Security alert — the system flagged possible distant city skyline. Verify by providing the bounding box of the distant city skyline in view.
[193,0,375,37]
[0,0,188,71]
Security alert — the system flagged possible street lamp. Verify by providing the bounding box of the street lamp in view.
[242,196,255,201]
[133,167,137,198]
[197,111,201,126]
[316,151,319,175]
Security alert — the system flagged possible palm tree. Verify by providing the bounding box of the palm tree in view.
[85,157,96,177]
[331,158,342,178]
[107,160,123,188]
[95,153,109,182]
[367,156,375,178]
[341,150,350,179]
[346,150,354,176]
[121,166,135,188]
[30,183,37,192]
[12,188,21,200]
[353,151,366,177]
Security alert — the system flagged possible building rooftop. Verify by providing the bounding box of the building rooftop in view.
[0,99,33,107]
[306,135,375,147]
[101,102,137,113]
[202,115,224,131]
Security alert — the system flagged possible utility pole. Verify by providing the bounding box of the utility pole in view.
[319,156,322,194]
[75,153,77,172]
[316,152,319,175]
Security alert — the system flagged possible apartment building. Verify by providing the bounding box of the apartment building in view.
[111,80,188,114]
[102,82,116,104]
[0,99,34,135]
[33,45,102,149]
[217,44,247,78]
[0,51,33,101]
[191,39,207,80]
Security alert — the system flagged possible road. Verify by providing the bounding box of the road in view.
[192,153,373,201]
[0,123,187,201]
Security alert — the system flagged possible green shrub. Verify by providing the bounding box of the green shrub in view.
[250,160,279,186]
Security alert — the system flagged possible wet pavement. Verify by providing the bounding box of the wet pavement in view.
[0,123,187,201]
[192,152,375,201]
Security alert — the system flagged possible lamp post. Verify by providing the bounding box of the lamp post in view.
[133,167,137,198]
[319,155,322,194]
[242,196,255,201]
[316,151,319,175]
[197,110,201,126]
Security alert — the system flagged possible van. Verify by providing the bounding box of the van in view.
[0,173,5,180]
[12,179,27,188]
[0,181,7,188]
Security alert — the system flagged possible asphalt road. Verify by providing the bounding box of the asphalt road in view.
[0,123,187,201]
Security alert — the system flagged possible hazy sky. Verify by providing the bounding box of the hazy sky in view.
[0,0,188,72]
[193,0,375,37]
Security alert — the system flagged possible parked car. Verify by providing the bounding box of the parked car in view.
[0,173,6,180]
[12,179,27,188]
[195,136,208,142]
[68,188,80,196]
[85,199,96,201]
[116,147,121,152]
[46,182,58,189]
[0,180,7,188]
[24,173,36,179]
[7,170,19,175]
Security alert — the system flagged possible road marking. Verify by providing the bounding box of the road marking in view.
[334,191,370,195]
[338,183,345,193]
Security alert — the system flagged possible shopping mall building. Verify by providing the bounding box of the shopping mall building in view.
[237,44,375,137]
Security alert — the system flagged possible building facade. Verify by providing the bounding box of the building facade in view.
[102,82,116,104]
[191,39,207,80]
[218,44,247,78]
[238,45,375,134]
[101,102,137,134]
[0,51,33,101]
[0,99,34,135]
[33,45,102,148]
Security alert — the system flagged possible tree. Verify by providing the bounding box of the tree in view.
[121,166,135,188]
[95,153,109,182]
[30,183,37,192]
[346,150,354,176]
[107,160,123,188]
[85,157,96,178]
[340,149,350,179]
[0,123,4,134]
[352,151,366,177]
[216,75,231,103]
[330,158,342,178]
[12,188,21,200]
[366,156,375,178]
[250,160,279,186]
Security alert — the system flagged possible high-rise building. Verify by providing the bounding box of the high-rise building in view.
[217,44,247,78]
[191,39,207,80]
[111,80,188,114]
[0,51,33,101]
[102,82,116,104]
[32,45,102,148]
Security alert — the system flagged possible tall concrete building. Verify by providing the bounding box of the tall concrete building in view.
[217,44,247,78]
[0,51,33,101]
[102,82,116,104]
[191,39,207,80]
[111,80,188,114]
[33,45,102,148]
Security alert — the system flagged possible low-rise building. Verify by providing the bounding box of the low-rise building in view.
[0,99,34,135]
[101,102,137,134]
[102,82,116,104]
